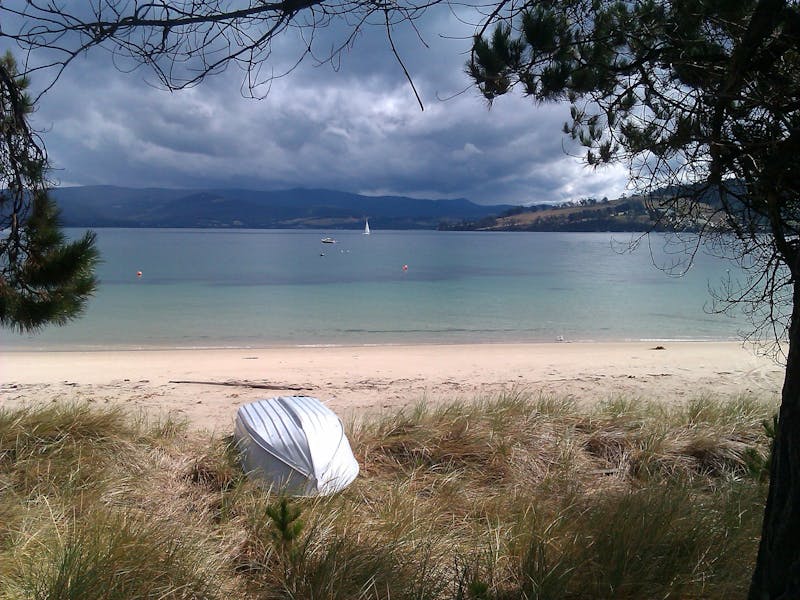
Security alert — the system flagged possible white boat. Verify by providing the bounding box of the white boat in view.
[321,237,336,244]
[234,396,360,496]
[363,218,370,235]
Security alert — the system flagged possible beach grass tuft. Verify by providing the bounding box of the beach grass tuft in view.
[0,392,776,599]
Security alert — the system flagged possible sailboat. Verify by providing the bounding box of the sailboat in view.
[363,218,371,235]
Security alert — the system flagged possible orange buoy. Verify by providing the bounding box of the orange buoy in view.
[136,271,143,278]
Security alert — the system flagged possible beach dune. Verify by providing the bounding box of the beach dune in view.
[1,342,784,431]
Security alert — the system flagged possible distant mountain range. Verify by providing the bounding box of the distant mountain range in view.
[52,186,514,229]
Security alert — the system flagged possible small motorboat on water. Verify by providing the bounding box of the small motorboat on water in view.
[321,237,336,244]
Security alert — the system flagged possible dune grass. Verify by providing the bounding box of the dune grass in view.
[0,392,775,599]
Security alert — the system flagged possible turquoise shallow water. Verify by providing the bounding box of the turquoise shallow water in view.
[2,228,749,350]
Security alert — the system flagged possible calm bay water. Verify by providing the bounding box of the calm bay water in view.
[2,228,748,350]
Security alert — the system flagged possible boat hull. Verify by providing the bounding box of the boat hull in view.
[234,396,359,496]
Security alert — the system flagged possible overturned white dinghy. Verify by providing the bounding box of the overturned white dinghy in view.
[234,396,359,496]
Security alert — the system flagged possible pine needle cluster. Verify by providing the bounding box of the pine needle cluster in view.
[0,52,99,332]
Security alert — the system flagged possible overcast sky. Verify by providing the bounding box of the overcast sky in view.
[8,5,630,206]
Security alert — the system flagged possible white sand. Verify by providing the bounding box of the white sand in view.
[1,342,784,431]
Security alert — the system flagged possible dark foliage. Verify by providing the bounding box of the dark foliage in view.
[469,1,800,597]
[0,53,99,332]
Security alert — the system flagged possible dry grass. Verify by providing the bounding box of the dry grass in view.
[0,391,775,599]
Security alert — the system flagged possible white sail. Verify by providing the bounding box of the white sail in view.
[364,218,370,235]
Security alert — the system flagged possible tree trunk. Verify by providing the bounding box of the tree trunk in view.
[750,275,800,599]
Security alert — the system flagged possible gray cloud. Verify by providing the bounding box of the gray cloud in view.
[14,7,630,205]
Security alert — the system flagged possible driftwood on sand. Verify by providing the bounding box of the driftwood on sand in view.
[169,380,309,391]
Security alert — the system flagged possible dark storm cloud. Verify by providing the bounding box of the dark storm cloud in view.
[13,6,629,204]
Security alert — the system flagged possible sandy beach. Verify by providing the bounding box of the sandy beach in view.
[1,341,785,431]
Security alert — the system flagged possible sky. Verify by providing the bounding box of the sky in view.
[7,4,630,206]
